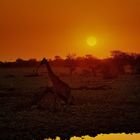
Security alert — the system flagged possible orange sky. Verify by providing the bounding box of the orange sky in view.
[0,0,140,61]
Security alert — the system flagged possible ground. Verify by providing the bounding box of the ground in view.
[0,67,140,140]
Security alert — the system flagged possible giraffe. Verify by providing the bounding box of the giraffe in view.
[38,58,73,105]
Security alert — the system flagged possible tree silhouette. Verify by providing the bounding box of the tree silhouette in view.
[65,54,77,76]
[53,56,64,67]
[111,50,131,74]
[84,54,99,77]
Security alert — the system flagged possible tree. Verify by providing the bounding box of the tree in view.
[84,54,99,77]
[100,58,119,79]
[111,50,131,74]
[28,59,38,67]
[16,58,26,67]
[53,56,64,67]
[0,61,3,67]
[131,53,140,74]
[65,54,77,75]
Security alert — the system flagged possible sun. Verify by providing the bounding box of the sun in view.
[86,36,97,46]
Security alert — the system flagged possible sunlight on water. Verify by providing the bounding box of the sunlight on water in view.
[45,133,140,140]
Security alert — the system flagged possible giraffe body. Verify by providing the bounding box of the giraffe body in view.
[41,58,71,104]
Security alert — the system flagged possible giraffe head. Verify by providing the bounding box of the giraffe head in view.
[36,58,49,73]
[40,58,48,65]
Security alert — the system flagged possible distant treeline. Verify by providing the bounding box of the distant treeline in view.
[0,51,140,77]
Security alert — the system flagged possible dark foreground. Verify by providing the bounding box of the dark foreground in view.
[0,68,140,140]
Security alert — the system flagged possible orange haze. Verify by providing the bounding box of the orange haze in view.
[0,0,140,61]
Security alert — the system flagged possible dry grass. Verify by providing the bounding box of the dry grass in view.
[0,67,140,140]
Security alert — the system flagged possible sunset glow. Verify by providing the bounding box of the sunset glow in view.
[0,1,140,139]
[0,0,140,61]
[86,36,97,47]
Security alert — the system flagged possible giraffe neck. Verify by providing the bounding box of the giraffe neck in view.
[45,62,58,84]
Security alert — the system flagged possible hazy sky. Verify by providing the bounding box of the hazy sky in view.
[0,0,140,61]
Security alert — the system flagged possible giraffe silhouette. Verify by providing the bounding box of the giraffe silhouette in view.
[39,58,72,105]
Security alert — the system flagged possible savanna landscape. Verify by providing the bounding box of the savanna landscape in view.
[1,0,140,140]
[0,52,140,140]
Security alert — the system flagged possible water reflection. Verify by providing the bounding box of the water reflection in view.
[45,133,140,140]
